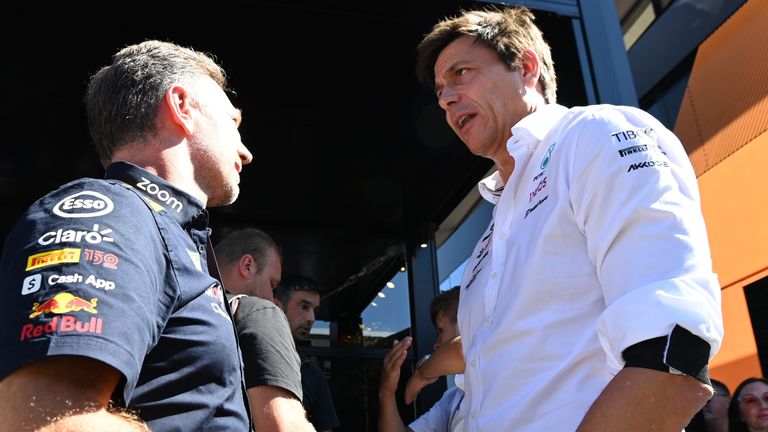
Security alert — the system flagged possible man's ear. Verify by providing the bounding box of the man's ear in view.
[164,83,195,135]
[519,48,541,89]
[238,254,256,279]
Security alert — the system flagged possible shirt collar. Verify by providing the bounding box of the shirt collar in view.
[506,103,570,155]
[105,161,209,228]
[478,104,570,204]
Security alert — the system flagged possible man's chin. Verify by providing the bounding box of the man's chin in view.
[207,186,239,207]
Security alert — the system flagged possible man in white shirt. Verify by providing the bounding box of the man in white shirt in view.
[404,6,723,431]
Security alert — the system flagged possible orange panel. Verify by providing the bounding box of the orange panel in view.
[697,133,768,288]
[675,0,768,177]
[674,0,768,385]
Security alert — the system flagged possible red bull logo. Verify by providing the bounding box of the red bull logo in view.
[20,315,103,341]
[29,292,98,318]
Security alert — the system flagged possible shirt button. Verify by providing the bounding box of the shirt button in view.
[491,272,498,280]
[498,232,506,241]
[471,410,477,419]
[471,358,477,368]
[485,315,492,323]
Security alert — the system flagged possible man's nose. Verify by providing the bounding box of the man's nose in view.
[438,87,459,110]
[239,143,253,166]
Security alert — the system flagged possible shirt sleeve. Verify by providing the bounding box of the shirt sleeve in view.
[566,106,723,372]
[233,296,303,400]
[408,387,456,432]
[0,180,172,394]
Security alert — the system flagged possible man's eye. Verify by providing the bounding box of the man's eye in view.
[456,68,467,76]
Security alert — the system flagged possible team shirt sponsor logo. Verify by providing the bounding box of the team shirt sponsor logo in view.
[48,273,116,290]
[22,274,42,295]
[627,160,669,172]
[137,177,183,213]
[618,144,667,158]
[52,191,114,218]
[540,143,555,170]
[529,176,547,203]
[20,315,104,342]
[38,224,114,246]
[524,195,549,219]
[465,223,493,292]
[22,292,102,342]
[26,248,81,271]
[83,249,119,269]
[206,283,231,321]
[187,249,202,272]
[611,127,656,143]
[29,292,98,318]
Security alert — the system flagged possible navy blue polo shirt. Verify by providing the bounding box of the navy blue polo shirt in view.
[0,161,250,431]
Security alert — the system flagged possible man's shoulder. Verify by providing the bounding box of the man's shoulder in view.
[564,104,657,129]
[230,295,282,316]
[31,176,153,219]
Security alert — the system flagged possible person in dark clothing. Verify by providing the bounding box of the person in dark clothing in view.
[0,40,253,431]
[275,276,340,431]
[216,228,315,431]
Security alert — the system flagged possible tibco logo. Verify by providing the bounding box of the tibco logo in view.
[53,191,114,218]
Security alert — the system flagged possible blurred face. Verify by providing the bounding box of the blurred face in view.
[433,310,459,350]
[434,36,530,164]
[188,76,253,207]
[738,381,768,432]
[702,386,730,427]
[246,248,281,302]
[283,291,320,341]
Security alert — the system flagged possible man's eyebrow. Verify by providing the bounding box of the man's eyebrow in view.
[435,61,467,93]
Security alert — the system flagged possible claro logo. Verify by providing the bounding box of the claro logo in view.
[38,224,114,246]
[53,191,114,218]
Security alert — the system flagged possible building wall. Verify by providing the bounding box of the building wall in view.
[674,0,768,391]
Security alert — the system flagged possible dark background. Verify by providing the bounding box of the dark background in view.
[0,0,586,325]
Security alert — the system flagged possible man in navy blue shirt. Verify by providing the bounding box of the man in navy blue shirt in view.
[0,40,253,431]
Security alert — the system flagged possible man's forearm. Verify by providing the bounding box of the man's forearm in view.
[419,336,465,378]
[577,367,712,432]
[378,390,409,432]
[248,385,316,432]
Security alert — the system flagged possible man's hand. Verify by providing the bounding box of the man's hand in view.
[378,337,413,432]
[380,337,412,397]
[404,365,438,405]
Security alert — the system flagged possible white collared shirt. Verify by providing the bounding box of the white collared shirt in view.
[458,104,723,431]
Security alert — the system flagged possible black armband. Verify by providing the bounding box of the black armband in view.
[622,324,711,385]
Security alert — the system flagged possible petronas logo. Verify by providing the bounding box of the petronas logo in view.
[540,143,555,170]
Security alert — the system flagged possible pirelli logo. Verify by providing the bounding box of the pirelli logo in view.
[26,248,81,271]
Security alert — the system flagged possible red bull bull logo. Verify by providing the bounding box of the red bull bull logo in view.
[29,292,98,318]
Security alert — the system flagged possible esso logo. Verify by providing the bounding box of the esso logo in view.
[53,191,114,218]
